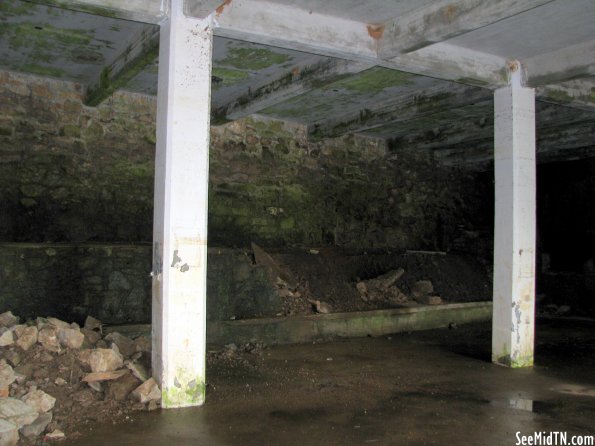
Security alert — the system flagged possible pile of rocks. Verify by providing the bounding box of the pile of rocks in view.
[0,311,160,445]
[356,269,443,306]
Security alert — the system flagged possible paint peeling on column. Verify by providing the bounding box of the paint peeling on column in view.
[171,249,182,268]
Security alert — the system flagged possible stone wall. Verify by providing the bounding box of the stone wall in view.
[0,244,279,324]
[0,69,485,251]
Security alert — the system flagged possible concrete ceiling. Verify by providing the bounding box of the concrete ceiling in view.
[1,0,594,168]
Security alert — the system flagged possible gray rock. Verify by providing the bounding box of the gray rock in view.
[22,389,56,413]
[0,419,18,446]
[131,378,161,403]
[0,330,14,347]
[0,362,16,388]
[106,372,141,401]
[80,328,101,346]
[83,316,102,332]
[57,328,84,349]
[38,327,61,353]
[0,398,38,428]
[104,332,136,357]
[20,412,52,439]
[46,318,70,330]
[411,280,434,299]
[0,312,19,329]
[126,361,150,382]
[89,349,123,373]
[15,327,37,351]
[134,336,151,353]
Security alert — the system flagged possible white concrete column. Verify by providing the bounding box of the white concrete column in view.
[492,65,536,368]
[152,0,213,407]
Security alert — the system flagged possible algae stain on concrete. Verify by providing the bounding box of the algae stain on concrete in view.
[1,22,94,50]
[211,67,250,87]
[219,47,290,71]
[21,63,65,78]
[328,67,414,93]
[162,369,206,408]
[0,1,37,17]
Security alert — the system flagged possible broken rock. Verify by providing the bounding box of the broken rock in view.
[82,370,127,383]
[57,328,84,349]
[89,348,123,373]
[0,362,16,389]
[15,326,38,351]
[104,332,137,357]
[0,312,19,329]
[80,328,102,346]
[126,361,150,382]
[0,398,38,428]
[45,429,65,440]
[0,330,14,347]
[131,378,161,404]
[106,372,141,401]
[22,389,56,413]
[411,280,434,300]
[133,336,151,353]
[83,316,102,332]
[37,327,61,353]
[46,318,70,330]
[20,412,52,439]
[0,419,18,446]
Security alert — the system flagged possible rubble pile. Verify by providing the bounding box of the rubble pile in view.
[0,311,161,445]
[356,269,443,306]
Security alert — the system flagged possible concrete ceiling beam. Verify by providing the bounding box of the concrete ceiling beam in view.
[213,59,372,121]
[537,78,595,111]
[21,0,167,24]
[382,43,508,87]
[210,0,378,61]
[525,40,595,87]
[376,0,554,57]
[85,24,160,106]
[185,0,234,18]
[207,0,509,88]
[308,82,492,139]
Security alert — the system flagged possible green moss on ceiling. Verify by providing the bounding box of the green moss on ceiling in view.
[219,47,290,71]
[0,1,36,17]
[327,67,414,93]
[21,63,65,78]
[0,22,94,51]
[211,67,250,87]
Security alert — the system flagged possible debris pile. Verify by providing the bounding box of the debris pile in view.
[0,311,160,445]
[356,269,443,306]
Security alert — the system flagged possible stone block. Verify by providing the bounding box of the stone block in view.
[0,313,18,329]
[15,327,38,351]
[89,348,123,373]
[21,389,56,413]
[0,419,18,446]
[0,362,16,388]
[57,328,84,349]
[131,378,161,404]
[0,398,38,428]
[20,412,52,439]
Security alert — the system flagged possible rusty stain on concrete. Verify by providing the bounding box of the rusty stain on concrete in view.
[216,0,232,16]
[367,24,385,40]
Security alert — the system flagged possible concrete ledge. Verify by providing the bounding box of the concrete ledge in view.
[106,302,492,345]
[207,302,492,345]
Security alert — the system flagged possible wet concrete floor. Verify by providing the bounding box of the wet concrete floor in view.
[65,319,595,445]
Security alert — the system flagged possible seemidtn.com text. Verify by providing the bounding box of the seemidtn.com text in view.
[516,432,595,446]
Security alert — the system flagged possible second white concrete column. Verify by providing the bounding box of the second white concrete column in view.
[492,68,536,368]
[151,0,213,407]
